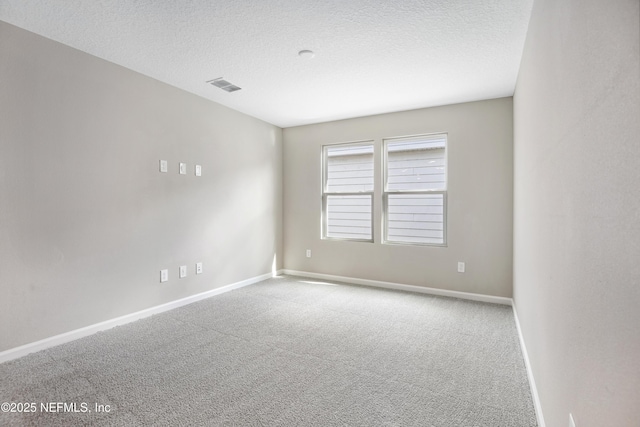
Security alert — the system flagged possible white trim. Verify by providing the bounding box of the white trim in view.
[0,270,283,364]
[281,269,512,305]
[512,303,546,427]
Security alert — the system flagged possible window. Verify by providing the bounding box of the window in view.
[383,134,447,245]
[322,142,374,241]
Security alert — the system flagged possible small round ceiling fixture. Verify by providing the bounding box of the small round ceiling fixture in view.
[298,49,315,59]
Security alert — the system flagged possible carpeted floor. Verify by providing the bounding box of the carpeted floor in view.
[0,275,537,426]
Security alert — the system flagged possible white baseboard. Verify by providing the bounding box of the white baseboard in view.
[512,303,546,427]
[0,270,283,364]
[281,269,512,305]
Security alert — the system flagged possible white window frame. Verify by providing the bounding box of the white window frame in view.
[382,133,448,247]
[322,141,374,242]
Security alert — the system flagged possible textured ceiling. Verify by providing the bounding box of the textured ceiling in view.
[0,0,533,128]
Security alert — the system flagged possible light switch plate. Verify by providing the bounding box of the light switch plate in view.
[160,269,169,282]
[159,160,168,173]
[196,262,203,274]
[457,262,465,273]
[179,265,187,278]
[195,165,202,177]
[179,163,187,175]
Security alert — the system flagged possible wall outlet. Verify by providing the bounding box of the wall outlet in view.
[457,261,465,273]
[195,262,203,274]
[179,265,187,278]
[179,162,187,175]
[306,249,311,258]
[195,165,202,176]
[159,160,168,173]
[569,413,576,427]
[160,269,169,283]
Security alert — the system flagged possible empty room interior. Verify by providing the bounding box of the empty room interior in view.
[1,1,638,426]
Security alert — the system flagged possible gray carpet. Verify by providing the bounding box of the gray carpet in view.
[0,275,537,426]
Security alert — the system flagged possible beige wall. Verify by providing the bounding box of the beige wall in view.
[513,0,640,426]
[283,98,513,297]
[0,21,283,352]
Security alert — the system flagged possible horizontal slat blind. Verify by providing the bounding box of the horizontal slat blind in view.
[387,194,444,244]
[326,145,374,193]
[323,143,374,241]
[386,141,445,191]
[384,134,447,245]
[326,195,372,240]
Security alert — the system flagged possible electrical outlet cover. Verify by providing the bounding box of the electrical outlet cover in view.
[196,262,203,274]
[159,160,168,173]
[195,165,202,176]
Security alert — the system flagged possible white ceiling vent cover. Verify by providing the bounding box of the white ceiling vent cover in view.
[206,78,241,92]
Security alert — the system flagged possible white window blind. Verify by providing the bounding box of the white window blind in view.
[326,195,372,240]
[323,143,374,241]
[384,134,447,245]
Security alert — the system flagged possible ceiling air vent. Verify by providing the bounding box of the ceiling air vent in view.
[206,77,241,92]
